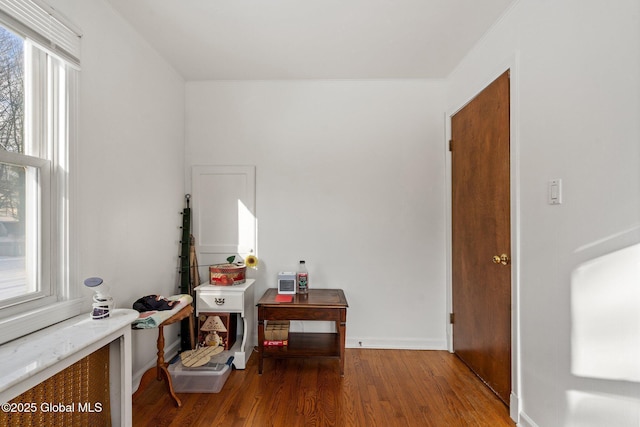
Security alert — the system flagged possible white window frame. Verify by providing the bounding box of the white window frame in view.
[0,0,81,345]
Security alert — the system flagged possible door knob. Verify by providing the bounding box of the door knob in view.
[492,254,510,266]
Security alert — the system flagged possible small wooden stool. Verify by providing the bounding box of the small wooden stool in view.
[133,305,195,407]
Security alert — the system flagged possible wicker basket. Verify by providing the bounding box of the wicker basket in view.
[209,263,246,285]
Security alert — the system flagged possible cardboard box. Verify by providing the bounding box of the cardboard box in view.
[265,320,290,341]
[197,312,237,350]
[264,320,289,345]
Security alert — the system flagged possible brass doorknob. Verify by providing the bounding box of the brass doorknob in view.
[500,254,510,265]
[492,254,510,266]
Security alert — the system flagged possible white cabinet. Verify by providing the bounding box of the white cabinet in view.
[194,279,255,369]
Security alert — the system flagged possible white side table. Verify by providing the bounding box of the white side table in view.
[194,279,255,369]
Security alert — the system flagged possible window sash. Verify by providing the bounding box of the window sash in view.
[0,152,51,310]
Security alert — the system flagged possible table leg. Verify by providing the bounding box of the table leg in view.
[258,318,265,375]
[134,324,182,407]
[189,312,195,350]
[156,325,165,380]
[338,319,346,377]
[158,364,182,407]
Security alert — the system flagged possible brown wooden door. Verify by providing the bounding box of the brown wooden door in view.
[451,70,511,405]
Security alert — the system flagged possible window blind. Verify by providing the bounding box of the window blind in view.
[0,0,80,64]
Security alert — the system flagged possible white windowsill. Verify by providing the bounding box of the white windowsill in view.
[0,297,90,345]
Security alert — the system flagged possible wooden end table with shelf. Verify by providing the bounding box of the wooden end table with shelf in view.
[257,288,348,376]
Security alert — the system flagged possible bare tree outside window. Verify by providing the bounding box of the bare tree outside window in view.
[0,26,26,299]
[0,26,23,154]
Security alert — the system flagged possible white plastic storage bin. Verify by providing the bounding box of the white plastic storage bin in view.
[168,360,232,393]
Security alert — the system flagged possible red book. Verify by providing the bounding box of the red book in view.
[264,340,288,346]
[275,294,293,302]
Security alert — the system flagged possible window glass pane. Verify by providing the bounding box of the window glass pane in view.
[0,162,27,302]
[0,25,24,154]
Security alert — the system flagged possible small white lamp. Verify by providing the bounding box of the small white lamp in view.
[84,277,114,319]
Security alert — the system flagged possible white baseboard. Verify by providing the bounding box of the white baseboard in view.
[131,338,181,393]
[510,392,520,423]
[517,411,539,427]
[346,337,447,350]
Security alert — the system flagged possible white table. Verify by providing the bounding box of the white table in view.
[194,279,255,369]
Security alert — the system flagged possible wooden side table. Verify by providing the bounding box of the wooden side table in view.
[132,305,194,407]
[256,288,348,376]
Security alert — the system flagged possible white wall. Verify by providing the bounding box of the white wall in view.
[48,0,185,377]
[185,80,448,349]
[447,0,640,425]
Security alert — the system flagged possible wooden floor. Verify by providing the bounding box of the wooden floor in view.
[133,349,515,427]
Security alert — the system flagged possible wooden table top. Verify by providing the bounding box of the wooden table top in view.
[159,305,193,327]
[257,288,348,308]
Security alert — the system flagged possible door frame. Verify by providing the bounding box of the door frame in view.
[444,54,521,421]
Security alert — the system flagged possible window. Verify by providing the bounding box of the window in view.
[0,26,47,309]
[0,0,80,344]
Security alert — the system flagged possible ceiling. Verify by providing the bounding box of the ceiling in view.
[106,0,516,81]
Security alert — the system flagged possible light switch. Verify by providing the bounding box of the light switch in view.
[549,179,562,205]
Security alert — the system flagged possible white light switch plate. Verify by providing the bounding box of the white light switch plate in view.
[549,179,562,204]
